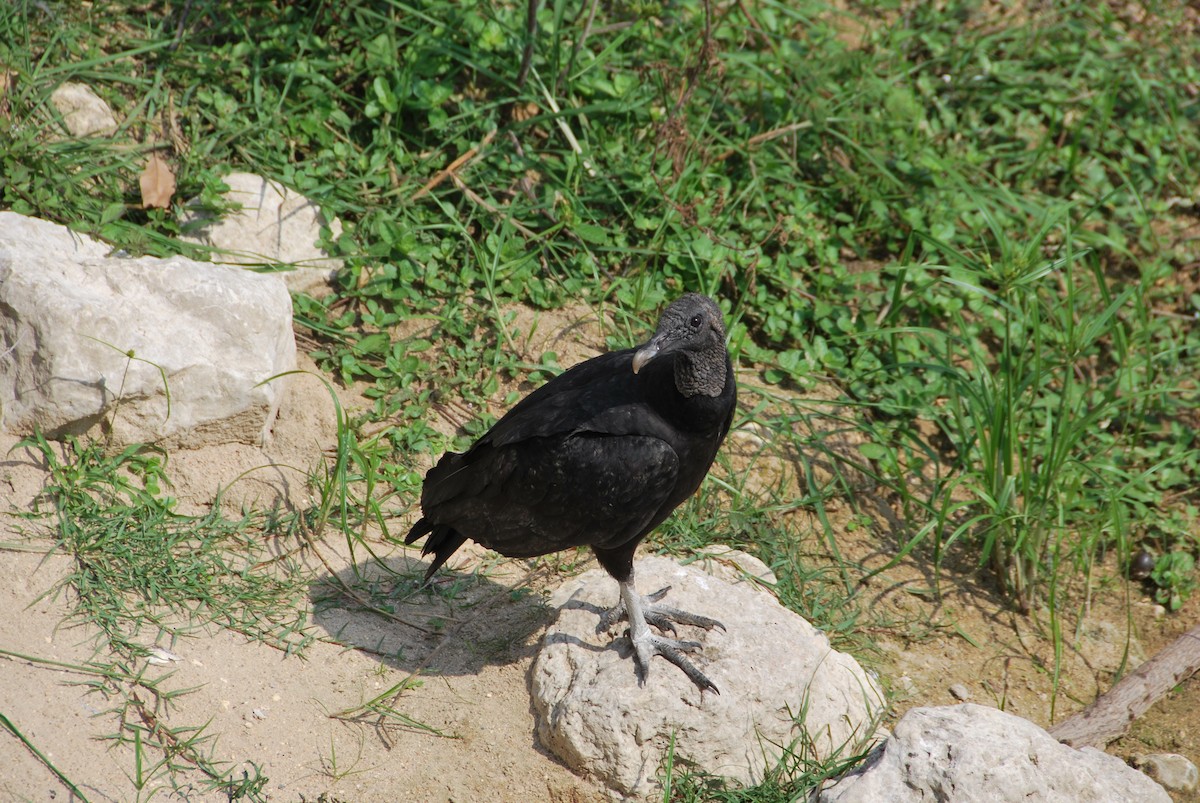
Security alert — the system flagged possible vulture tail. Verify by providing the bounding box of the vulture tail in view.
[405,518,468,582]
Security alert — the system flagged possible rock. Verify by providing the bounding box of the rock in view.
[49,82,119,137]
[531,556,885,799]
[819,704,1171,803]
[948,682,971,701]
[691,545,778,588]
[0,212,295,448]
[1133,753,1199,793]
[179,172,342,295]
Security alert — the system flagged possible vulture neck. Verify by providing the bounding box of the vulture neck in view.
[672,346,727,398]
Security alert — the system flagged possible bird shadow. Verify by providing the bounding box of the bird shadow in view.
[309,554,562,677]
[541,597,621,654]
[539,632,613,654]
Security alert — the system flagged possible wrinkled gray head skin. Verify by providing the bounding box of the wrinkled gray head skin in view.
[632,293,729,397]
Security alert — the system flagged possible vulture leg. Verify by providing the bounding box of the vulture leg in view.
[607,579,721,694]
[597,585,725,635]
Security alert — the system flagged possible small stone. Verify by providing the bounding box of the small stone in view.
[1134,753,1199,793]
[1129,549,1155,580]
[49,82,119,137]
[948,683,971,701]
[146,646,182,665]
[730,425,766,448]
[179,172,342,295]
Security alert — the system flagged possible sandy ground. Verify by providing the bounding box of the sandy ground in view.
[0,347,610,803]
[2,313,1198,802]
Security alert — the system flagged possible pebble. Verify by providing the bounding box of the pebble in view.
[1133,752,1199,793]
[1129,549,1156,580]
[948,683,971,701]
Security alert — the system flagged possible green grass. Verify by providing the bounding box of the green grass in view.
[10,432,314,800]
[658,698,881,802]
[3,0,1200,797]
[23,432,314,656]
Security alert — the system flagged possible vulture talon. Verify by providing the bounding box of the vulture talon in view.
[597,586,724,637]
[614,574,720,693]
[626,631,717,694]
[653,640,719,695]
[645,586,671,603]
[643,613,678,636]
[600,588,720,638]
[647,604,724,632]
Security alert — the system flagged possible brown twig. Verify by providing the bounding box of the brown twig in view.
[411,129,496,201]
[713,121,814,162]
[1048,624,1200,748]
[516,0,539,89]
[561,0,602,92]
[310,541,439,635]
[450,174,540,239]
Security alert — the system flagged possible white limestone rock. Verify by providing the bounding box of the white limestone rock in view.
[179,172,342,295]
[691,545,779,588]
[1133,752,1199,794]
[531,555,884,799]
[819,703,1172,803]
[0,212,295,448]
[49,82,119,137]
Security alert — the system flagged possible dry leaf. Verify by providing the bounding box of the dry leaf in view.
[139,152,176,209]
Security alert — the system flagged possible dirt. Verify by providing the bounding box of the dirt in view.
[2,314,1198,802]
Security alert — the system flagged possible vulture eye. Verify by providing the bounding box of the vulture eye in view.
[689,314,703,328]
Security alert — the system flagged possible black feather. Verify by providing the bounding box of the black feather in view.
[405,293,736,586]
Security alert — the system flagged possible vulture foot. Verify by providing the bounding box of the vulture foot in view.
[604,582,722,693]
[597,586,726,635]
[628,630,718,694]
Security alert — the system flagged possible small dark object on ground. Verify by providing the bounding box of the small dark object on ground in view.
[1130,549,1156,581]
[406,293,737,692]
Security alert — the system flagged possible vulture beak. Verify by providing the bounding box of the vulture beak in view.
[632,339,662,375]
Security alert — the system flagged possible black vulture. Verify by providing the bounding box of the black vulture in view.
[405,293,736,692]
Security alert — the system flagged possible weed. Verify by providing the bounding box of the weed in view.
[0,711,88,801]
[657,695,881,801]
[10,432,312,799]
[1151,552,1197,612]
